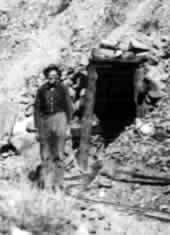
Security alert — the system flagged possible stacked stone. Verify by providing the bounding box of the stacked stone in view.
[99,33,170,103]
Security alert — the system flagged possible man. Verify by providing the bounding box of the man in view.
[34,64,73,172]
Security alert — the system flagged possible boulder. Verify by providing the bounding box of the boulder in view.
[114,49,123,57]
[100,40,117,50]
[0,100,18,143]
[75,224,89,235]
[91,48,115,61]
[25,104,34,117]
[13,118,27,136]
[18,96,31,105]
[128,38,150,52]
[10,225,32,235]
[138,122,155,136]
[161,74,169,81]
[11,116,37,154]
[11,133,37,154]
[148,90,165,99]
[146,66,165,91]
[13,116,36,135]
[26,117,37,133]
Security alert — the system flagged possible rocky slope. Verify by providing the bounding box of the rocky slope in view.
[0,0,147,98]
[0,0,170,235]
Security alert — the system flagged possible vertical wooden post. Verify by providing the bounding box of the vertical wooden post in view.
[77,62,98,171]
[134,62,148,118]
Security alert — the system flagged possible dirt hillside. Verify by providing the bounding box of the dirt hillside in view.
[0,0,170,235]
[0,0,145,97]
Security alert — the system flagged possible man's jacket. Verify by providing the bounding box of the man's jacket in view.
[34,82,73,128]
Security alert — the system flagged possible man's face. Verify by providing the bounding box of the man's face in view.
[47,70,60,84]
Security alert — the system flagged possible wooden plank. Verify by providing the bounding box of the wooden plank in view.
[77,63,98,171]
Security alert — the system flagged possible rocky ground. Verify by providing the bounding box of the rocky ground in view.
[0,0,170,235]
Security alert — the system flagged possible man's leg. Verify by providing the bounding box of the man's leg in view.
[39,117,52,162]
[50,112,67,162]
[57,113,67,162]
[39,138,50,161]
[38,117,53,188]
[50,113,67,189]
[57,134,66,162]
[40,113,67,189]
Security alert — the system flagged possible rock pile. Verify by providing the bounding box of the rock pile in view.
[99,31,169,100]
[90,31,170,124]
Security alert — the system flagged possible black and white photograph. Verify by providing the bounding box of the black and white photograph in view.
[0,0,170,234]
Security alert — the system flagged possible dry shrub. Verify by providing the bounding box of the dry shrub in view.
[0,182,75,234]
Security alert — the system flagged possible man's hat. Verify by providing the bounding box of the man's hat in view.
[43,64,61,77]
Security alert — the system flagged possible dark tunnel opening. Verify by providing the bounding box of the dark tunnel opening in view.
[94,60,139,143]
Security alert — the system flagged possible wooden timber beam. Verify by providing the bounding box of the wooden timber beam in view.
[77,62,98,171]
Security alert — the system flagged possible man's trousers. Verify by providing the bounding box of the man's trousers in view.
[38,112,67,164]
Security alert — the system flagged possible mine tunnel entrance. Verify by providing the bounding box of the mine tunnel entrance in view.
[93,59,140,142]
